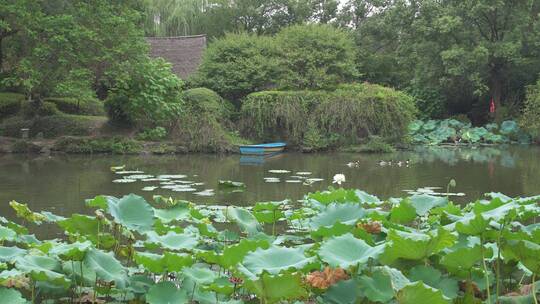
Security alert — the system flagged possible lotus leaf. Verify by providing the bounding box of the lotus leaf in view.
[145,231,198,251]
[107,194,155,232]
[241,246,315,277]
[0,287,28,304]
[396,281,451,304]
[83,248,127,288]
[146,281,188,304]
[309,203,365,229]
[318,233,384,268]
[244,272,307,304]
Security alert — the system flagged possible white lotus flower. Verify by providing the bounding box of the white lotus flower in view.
[332,174,346,185]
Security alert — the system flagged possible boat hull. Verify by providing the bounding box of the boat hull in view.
[239,142,286,155]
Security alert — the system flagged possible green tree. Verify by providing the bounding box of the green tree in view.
[275,24,358,90]
[105,58,184,125]
[192,33,278,103]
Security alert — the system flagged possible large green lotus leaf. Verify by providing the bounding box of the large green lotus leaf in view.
[107,194,155,232]
[389,199,417,224]
[154,203,191,224]
[309,203,365,230]
[0,269,24,280]
[202,277,235,296]
[15,255,69,286]
[311,222,355,239]
[382,229,456,263]
[218,239,270,269]
[85,195,108,209]
[163,252,194,272]
[408,120,424,134]
[241,246,315,277]
[453,212,489,235]
[253,209,285,224]
[127,274,154,294]
[0,287,28,304]
[61,261,96,286]
[355,190,381,205]
[83,248,127,288]
[224,207,262,236]
[57,214,104,245]
[408,194,448,216]
[422,120,438,132]
[244,272,307,304]
[500,120,519,135]
[134,251,166,273]
[0,246,26,263]
[318,233,384,268]
[357,269,395,302]
[48,241,92,261]
[145,231,198,251]
[397,282,450,304]
[321,278,361,304]
[408,265,458,299]
[503,240,540,274]
[146,281,188,304]
[9,201,46,224]
[441,245,490,274]
[182,265,217,284]
[306,188,360,205]
[0,225,16,242]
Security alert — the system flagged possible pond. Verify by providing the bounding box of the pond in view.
[1,145,539,220]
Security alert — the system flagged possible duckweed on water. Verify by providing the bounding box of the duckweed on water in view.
[0,188,539,303]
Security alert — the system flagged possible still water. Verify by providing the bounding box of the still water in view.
[1,146,539,219]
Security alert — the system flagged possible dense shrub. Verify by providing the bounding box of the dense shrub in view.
[20,101,61,118]
[521,79,540,141]
[136,127,167,141]
[0,115,106,138]
[44,97,105,116]
[105,58,184,125]
[170,88,235,152]
[356,136,396,153]
[0,92,25,119]
[275,24,358,90]
[240,83,417,147]
[192,33,278,103]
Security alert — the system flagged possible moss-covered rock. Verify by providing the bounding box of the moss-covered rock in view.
[240,83,417,148]
[0,92,25,119]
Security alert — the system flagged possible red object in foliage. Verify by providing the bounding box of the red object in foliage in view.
[489,98,496,113]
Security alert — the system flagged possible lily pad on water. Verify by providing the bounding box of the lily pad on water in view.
[158,175,187,179]
[268,170,291,174]
[126,174,153,180]
[285,180,302,183]
[112,179,136,183]
[171,187,197,192]
[296,172,312,175]
[142,186,158,191]
[194,189,215,196]
[114,170,144,175]
[218,180,246,188]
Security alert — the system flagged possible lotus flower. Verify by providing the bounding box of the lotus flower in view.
[332,174,346,185]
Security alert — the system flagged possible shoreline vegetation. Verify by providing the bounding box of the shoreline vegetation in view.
[0,187,539,303]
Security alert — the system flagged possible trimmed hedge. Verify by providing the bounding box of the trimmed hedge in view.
[0,93,25,119]
[44,97,105,116]
[240,83,417,147]
[0,114,107,138]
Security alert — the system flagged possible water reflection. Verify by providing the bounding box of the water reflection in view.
[0,146,539,218]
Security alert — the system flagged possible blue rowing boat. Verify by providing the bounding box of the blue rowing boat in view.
[239,142,286,155]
